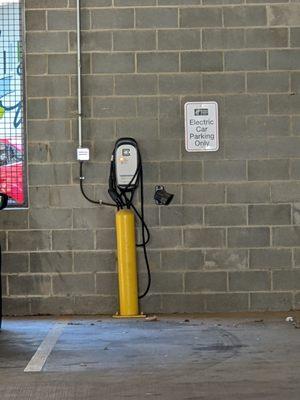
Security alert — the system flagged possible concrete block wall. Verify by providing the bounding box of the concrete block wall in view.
[1,0,300,315]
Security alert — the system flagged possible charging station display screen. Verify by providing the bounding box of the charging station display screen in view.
[0,0,27,208]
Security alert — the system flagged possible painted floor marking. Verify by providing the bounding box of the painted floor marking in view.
[24,321,68,373]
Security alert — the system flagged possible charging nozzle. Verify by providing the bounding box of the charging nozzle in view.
[154,186,174,206]
[0,193,8,210]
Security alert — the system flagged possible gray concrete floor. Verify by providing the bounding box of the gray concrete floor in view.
[0,314,300,399]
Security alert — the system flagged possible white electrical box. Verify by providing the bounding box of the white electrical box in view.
[77,148,90,161]
[184,101,219,152]
[115,143,138,188]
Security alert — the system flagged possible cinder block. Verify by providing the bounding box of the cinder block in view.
[205,293,249,312]
[69,31,112,52]
[27,76,70,98]
[48,10,78,30]
[73,296,117,315]
[184,227,225,248]
[96,273,118,295]
[185,271,227,292]
[268,4,300,26]
[291,28,300,47]
[205,206,247,226]
[249,204,291,226]
[116,118,158,139]
[291,161,300,180]
[246,116,290,137]
[93,97,136,118]
[48,142,76,163]
[161,249,205,271]
[113,31,156,51]
[181,52,223,72]
[27,32,69,53]
[48,98,77,119]
[225,51,267,71]
[9,275,51,296]
[95,229,116,251]
[137,97,159,117]
[92,53,135,73]
[8,231,51,252]
[159,0,200,4]
[225,138,268,159]
[161,294,206,313]
[158,29,200,50]
[245,28,288,48]
[204,160,246,182]
[28,143,48,163]
[183,184,225,204]
[91,9,134,29]
[137,53,179,73]
[160,161,202,183]
[26,0,68,8]
[30,297,75,316]
[27,99,48,119]
[229,271,270,291]
[247,72,289,93]
[273,227,300,247]
[115,0,155,5]
[143,272,183,293]
[291,73,300,94]
[269,50,300,70]
[160,206,203,226]
[2,298,30,317]
[248,159,289,181]
[202,29,244,50]
[2,253,29,274]
[26,10,46,31]
[0,211,28,230]
[292,117,300,135]
[220,116,247,138]
[115,75,157,95]
[273,270,300,290]
[228,227,270,248]
[224,95,268,116]
[28,120,71,142]
[73,208,115,229]
[205,249,248,270]
[148,227,182,249]
[29,164,71,186]
[136,8,178,28]
[203,73,245,94]
[52,230,94,250]
[159,74,201,95]
[30,252,72,275]
[81,76,113,96]
[223,6,267,26]
[271,182,300,203]
[26,54,47,75]
[30,209,72,229]
[53,274,95,295]
[30,187,50,209]
[180,7,222,27]
[249,249,292,268]
[250,292,293,311]
[268,137,300,157]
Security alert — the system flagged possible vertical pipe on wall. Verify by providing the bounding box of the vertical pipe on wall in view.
[76,0,82,148]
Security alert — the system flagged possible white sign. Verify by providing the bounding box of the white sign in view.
[185,101,219,152]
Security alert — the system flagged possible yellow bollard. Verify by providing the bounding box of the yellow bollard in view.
[114,209,144,318]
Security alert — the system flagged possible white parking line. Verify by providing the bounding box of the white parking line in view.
[24,321,68,373]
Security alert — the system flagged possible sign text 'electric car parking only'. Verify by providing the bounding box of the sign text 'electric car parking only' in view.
[185,102,219,152]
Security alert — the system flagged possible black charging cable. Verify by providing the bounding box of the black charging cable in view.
[79,161,117,208]
[0,243,2,329]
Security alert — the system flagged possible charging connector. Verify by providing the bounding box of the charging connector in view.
[77,148,90,161]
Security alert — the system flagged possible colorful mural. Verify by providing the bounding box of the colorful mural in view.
[0,0,26,207]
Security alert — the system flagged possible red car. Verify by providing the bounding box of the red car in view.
[0,138,24,205]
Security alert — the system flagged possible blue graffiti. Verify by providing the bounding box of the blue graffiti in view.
[0,76,13,98]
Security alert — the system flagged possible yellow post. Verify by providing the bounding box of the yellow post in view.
[114,209,143,318]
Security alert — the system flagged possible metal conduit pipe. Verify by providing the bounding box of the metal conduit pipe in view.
[76,0,82,148]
